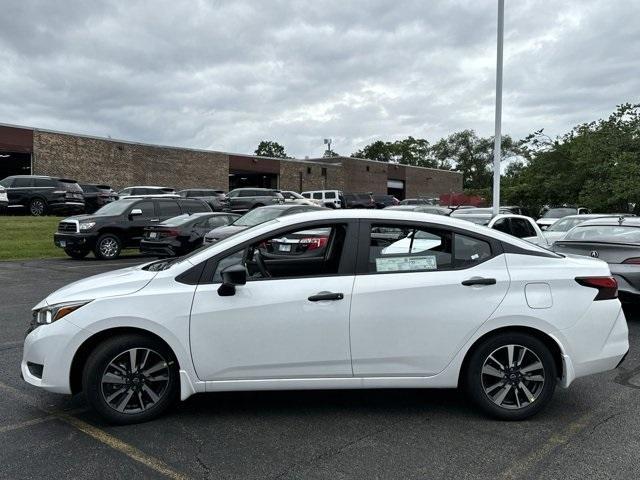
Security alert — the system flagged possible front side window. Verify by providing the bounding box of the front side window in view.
[511,219,536,238]
[212,224,347,282]
[34,178,55,187]
[325,191,336,199]
[13,177,32,187]
[131,201,155,219]
[301,192,311,198]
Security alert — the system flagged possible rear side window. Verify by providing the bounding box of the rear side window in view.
[13,177,33,187]
[368,225,453,273]
[158,200,181,217]
[34,178,55,187]
[312,192,322,200]
[510,219,536,238]
[454,234,492,268]
[366,224,492,273]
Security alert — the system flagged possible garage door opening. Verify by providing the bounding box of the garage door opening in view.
[387,179,405,200]
[0,152,31,179]
[229,171,278,190]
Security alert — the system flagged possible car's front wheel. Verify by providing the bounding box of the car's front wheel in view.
[64,246,90,259]
[465,332,557,420]
[82,334,179,425]
[94,233,122,260]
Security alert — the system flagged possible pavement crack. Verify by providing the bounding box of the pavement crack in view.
[588,411,627,435]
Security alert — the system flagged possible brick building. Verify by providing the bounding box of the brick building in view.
[0,124,462,199]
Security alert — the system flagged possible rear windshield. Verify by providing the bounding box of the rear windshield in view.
[546,216,588,232]
[543,208,577,218]
[58,180,83,192]
[564,225,640,244]
[233,208,287,227]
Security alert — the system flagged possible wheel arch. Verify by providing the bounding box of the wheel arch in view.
[457,325,564,387]
[69,326,181,395]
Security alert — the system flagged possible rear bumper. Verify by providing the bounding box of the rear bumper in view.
[556,302,629,386]
[49,201,85,213]
[139,239,179,257]
[610,265,640,303]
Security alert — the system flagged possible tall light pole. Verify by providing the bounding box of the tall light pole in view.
[492,0,504,216]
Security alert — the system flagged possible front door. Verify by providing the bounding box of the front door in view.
[350,221,510,377]
[189,221,357,380]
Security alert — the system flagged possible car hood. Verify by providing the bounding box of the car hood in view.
[62,214,114,223]
[204,224,249,240]
[40,264,158,307]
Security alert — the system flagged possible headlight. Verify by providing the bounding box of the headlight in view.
[79,222,96,231]
[32,300,92,326]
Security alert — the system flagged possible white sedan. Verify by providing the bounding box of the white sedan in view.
[22,210,628,424]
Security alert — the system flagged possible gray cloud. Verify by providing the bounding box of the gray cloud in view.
[0,0,638,157]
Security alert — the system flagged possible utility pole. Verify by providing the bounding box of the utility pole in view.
[492,0,504,216]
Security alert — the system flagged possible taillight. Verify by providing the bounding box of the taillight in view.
[622,257,640,264]
[160,229,180,237]
[575,276,618,300]
[300,237,328,250]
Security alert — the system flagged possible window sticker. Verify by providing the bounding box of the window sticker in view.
[376,255,437,272]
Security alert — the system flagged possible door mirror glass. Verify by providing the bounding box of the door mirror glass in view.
[217,264,248,296]
[130,208,143,217]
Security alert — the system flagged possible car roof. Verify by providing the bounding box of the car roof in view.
[258,204,321,210]
[572,216,640,227]
[185,209,552,266]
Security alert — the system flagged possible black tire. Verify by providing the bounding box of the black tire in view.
[64,246,90,259]
[29,197,47,216]
[93,233,122,260]
[465,332,557,420]
[82,334,179,425]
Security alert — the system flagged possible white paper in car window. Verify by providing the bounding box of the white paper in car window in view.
[376,256,437,272]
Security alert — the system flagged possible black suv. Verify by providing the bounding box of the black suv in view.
[178,189,231,211]
[79,183,118,213]
[0,175,85,216]
[343,192,376,209]
[227,188,284,213]
[54,197,211,259]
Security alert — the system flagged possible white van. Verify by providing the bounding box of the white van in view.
[301,190,343,208]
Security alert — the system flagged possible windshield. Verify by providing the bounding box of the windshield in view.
[564,225,640,243]
[460,215,491,225]
[233,208,286,227]
[93,199,137,216]
[546,216,588,232]
[543,208,577,218]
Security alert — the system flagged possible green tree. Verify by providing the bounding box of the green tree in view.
[254,140,289,158]
[503,104,640,214]
[430,130,519,190]
[351,137,438,167]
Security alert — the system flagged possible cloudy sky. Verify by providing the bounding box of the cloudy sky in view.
[1,0,638,158]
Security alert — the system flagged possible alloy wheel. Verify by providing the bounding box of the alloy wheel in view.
[100,348,170,414]
[99,238,118,258]
[30,199,45,216]
[481,344,545,410]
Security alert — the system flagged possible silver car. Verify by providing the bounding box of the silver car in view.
[552,216,640,302]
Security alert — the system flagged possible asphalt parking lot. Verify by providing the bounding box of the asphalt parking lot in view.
[1,258,639,479]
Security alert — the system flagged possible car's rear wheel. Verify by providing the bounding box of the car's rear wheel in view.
[465,332,556,420]
[64,246,90,259]
[29,198,46,216]
[82,334,179,425]
[94,233,122,260]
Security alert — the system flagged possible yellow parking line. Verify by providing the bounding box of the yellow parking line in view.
[500,411,593,479]
[0,415,55,433]
[0,381,190,480]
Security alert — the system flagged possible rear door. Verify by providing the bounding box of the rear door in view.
[350,220,510,376]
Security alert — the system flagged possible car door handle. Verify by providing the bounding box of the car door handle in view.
[461,277,497,286]
[150,218,160,222]
[308,292,344,302]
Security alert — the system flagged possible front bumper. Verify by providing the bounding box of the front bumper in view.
[54,232,98,249]
[22,318,91,394]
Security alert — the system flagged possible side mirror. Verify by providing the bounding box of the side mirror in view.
[217,264,248,296]
[129,208,143,217]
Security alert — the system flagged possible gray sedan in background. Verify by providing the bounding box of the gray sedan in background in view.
[552,216,640,302]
